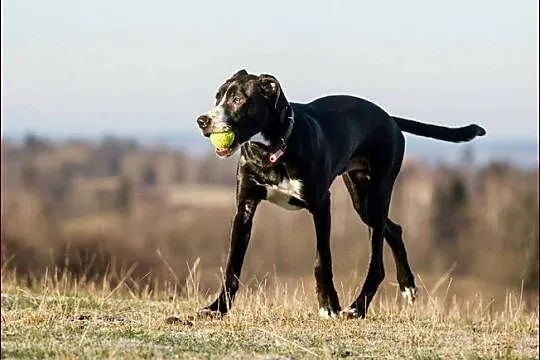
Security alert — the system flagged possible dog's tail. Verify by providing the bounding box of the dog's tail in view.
[392,116,486,143]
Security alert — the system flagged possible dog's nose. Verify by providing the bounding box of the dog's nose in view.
[197,115,211,130]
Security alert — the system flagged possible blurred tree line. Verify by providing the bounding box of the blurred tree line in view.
[1,133,538,302]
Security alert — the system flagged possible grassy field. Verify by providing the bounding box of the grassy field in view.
[1,270,538,360]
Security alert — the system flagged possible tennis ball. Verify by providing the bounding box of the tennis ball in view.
[210,131,235,148]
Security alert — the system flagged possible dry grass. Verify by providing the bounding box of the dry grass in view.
[1,268,538,359]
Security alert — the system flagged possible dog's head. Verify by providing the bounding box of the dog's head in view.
[196,69,288,158]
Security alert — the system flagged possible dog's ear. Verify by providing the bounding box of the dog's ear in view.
[232,69,248,78]
[258,74,286,111]
[257,74,280,99]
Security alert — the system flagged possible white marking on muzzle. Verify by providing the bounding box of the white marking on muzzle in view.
[204,83,232,133]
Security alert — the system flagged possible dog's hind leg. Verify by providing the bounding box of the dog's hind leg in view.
[384,219,418,304]
[341,171,388,318]
[343,171,418,307]
[341,130,411,317]
[311,193,341,318]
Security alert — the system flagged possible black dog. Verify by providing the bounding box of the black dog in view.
[196,69,486,319]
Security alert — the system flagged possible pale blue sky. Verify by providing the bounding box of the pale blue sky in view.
[2,0,538,140]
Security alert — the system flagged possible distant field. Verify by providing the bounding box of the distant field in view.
[1,272,538,359]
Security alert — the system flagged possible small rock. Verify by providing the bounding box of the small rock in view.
[165,316,193,326]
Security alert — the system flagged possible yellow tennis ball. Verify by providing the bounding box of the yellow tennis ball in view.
[210,131,235,148]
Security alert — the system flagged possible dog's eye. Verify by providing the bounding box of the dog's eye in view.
[232,96,241,104]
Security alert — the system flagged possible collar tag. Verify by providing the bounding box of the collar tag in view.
[269,148,285,163]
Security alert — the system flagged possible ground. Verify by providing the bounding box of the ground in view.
[1,274,538,360]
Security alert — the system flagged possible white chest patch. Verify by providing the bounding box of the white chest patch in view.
[265,179,304,211]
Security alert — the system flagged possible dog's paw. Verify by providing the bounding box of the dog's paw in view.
[197,308,225,319]
[339,308,364,320]
[401,287,418,305]
[318,307,339,319]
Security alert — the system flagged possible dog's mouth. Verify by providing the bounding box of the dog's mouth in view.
[205,126,257,159]
[215,146,235,158]
[213,136,241,158]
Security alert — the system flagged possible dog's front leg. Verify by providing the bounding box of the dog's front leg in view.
[199,198,260,317]
[312,194,341,318]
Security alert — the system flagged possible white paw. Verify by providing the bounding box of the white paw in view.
[319,307,338,319]
[339,307,359,319]
[401,287,418,305]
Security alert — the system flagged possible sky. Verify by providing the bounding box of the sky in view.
[2,0,538,141]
